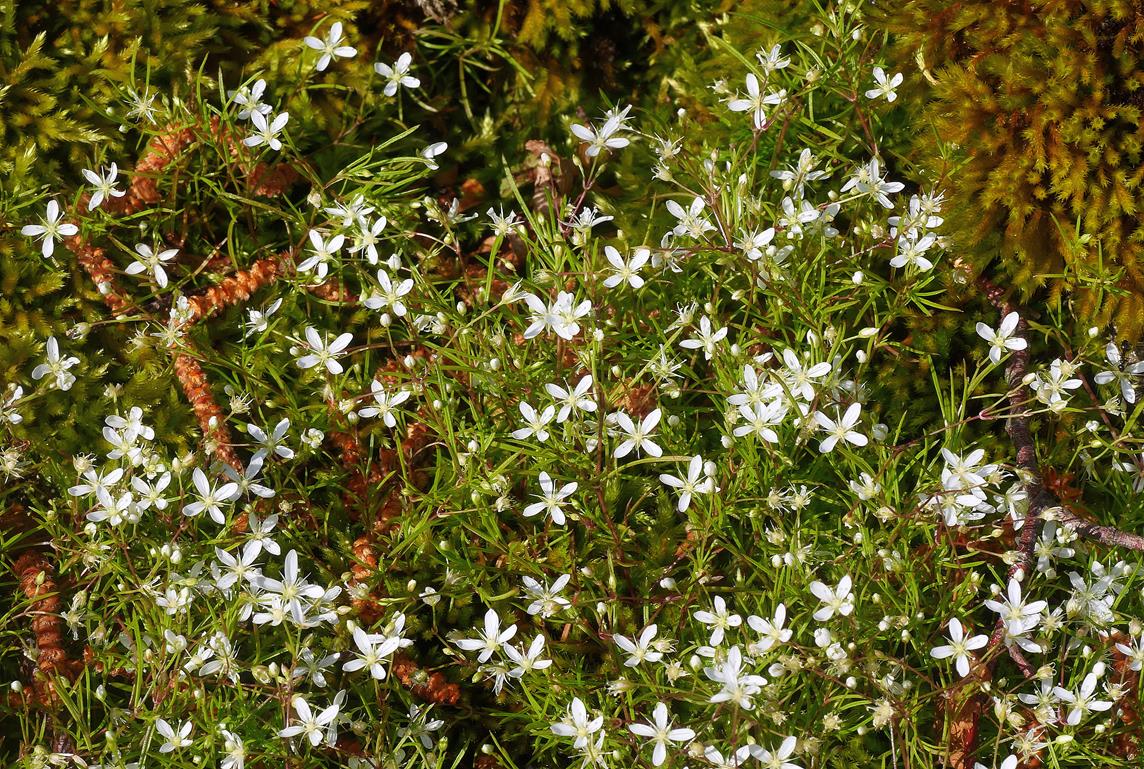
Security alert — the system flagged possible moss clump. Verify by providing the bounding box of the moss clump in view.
[870,0,1144,337]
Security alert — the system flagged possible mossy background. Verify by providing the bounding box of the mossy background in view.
[3,1,1144,765]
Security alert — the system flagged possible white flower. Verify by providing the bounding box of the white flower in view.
[889,232,937,271]
[705,645,766,709]
[1094,342,1144,404]
[522,573,572,617]
[694,596,743,646]
[358,381,410,427]
[749,736,801,769]
[512,400,556,442]
[342,626,400,680]
[659,454,715,512]
[628,702,695,767]
[984,579,1047,627]
[297,231,344,283]
[545,375,597,422]
[362,269,414,317]
[375,52,420,96]
[665,196,717,239]
[455,608,517,663]
[570,104,633,157]
[602,245,650,289]
[613,624,663,667]
[975,312,1027,365]
[248,418,293,460]
[755,44,791,74]
[747,603,792,654]
[155,718,193,753]
[611,408,663,459]
[1054,672,1113,725]
[21,200,78,259]
[304,21,357,71]
[31,337,80,391]
[550,697,603,748]
[421,141,448,170]
[770,148,828,200]
[727,72,786,130]
[125,243,178,288]
[865,67,903,102]
[82,163,125,210]
[279,695,340,746]
[296,327,353,374]
[230,78,271,120]
[245,298,283,337]
[350,215,388,264]
[523,471,578,526]
[680,316,728,360]
[930,618,988,677]
[220,729,246,769]
[809,574,854,621]
[522,291,591,341]
[732,400,786,443]
[813,402,867,453]
[182,468,239,525]
[504,634,552,677]
[243,110,289,151]
[973,757,1017,769]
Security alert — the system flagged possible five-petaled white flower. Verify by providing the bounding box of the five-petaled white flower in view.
[666,196,717,239]
[296,327,353,374]
[1054,672,1113,725]
[659,454,714,512]
[244,110,289,151]
[1095,341,1144,404]
[21,200,78,258]
[455,608,518,663]
[362,269,414,317]
[279,695,340,746]
[680,316,728,361]
[512,400,556,443]
[342,626,400,680]
[156,718,193,753]
[249,417,293,460]
[523,471,578,525]
[375,52,420,96]
[809,574,854,621]
[182,467,239,524]
[747,603,792,655]
[230,78,271,120]
[749,736,802,769]
[304,21,357,71]
[570,104,633,158]
[32,337,80,391]
[603,245,650,289]
[813,402,867,453]
[125,243,178,288]
[358,381,411,427]
[727,73,786,130]
[550,697,603,748]
[628,701,696,767]
[930,617,988,678]
[613,624,663,667]
[865,67,904,103]
[694,595,742,646]
[522,291,591,341]
[975,312,1026,365]
[611,408,663,459]
[297,230,344,283]
[82,164,125,210]
[545,375,597,422]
